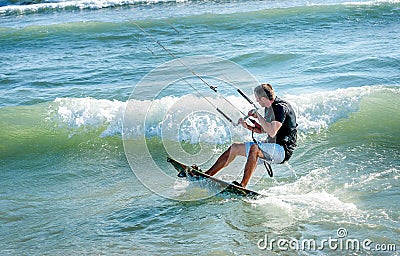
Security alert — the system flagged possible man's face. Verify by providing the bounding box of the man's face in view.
[255,94,272,108]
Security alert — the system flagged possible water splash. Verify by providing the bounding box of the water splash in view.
[48,86,388,141]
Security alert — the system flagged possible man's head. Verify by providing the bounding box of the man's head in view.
[254,83,275,107]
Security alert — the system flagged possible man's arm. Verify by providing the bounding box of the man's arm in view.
[255,112,282,137]
[238,117,263,133]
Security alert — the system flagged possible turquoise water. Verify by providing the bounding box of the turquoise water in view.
[1,0,399,255]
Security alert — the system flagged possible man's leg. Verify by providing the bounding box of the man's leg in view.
[240,144,264,187]
[205,142,246,176]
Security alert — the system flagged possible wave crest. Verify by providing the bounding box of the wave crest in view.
[47,85,392,142]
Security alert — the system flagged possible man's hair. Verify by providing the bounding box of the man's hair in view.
[254,83,275,100]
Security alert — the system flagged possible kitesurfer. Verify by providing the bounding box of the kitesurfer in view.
[204,83,298,188]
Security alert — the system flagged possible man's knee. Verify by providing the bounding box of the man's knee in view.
[249,144,262,157]
[230,142,245,156]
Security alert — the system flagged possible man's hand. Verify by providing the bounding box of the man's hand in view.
[248,109,258,118]
[238,109,258,128]
[237,117,247,128]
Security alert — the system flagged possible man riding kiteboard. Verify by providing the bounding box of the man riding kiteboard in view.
[204,83,298,188]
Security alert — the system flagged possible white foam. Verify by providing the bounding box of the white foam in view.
[254,168,361,221]
[344,168,400,189]
[51,97,126,137]
[49,85,387,140]
[343,0,400,6]
[3,0,399,16]
[285,85,380,133]
[0,0,188,15]
[307,0,400,7]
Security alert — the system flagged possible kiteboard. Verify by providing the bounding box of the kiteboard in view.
[167,157,263,198]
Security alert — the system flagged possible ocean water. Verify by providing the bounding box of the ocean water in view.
[1,0,399,255]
